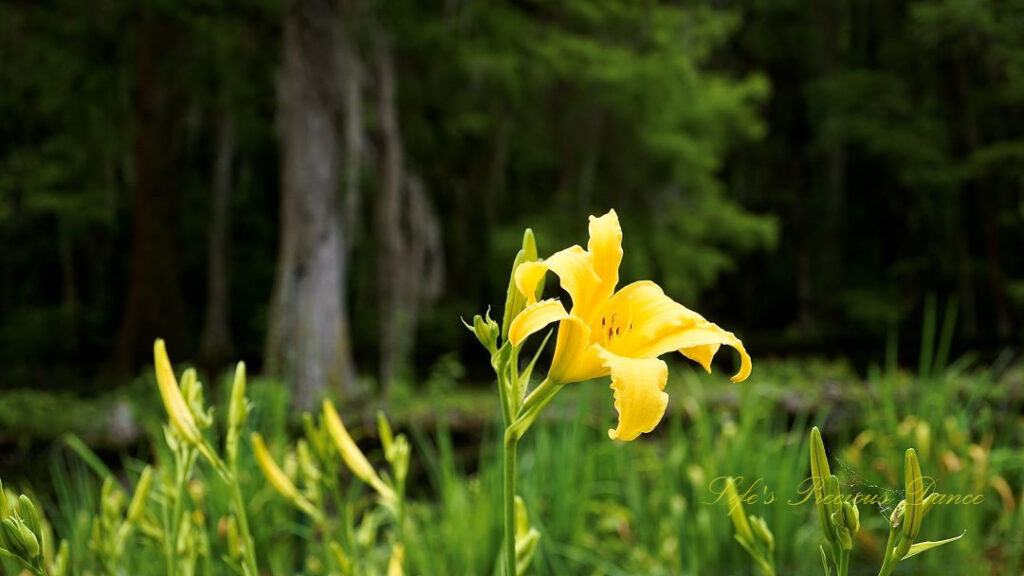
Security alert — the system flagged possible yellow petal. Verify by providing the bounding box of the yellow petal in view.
[605,282,751,382]
[153,339,202,444]
[514,261,549,306]
[600,350,669,441]
[508,299,569,347]
[605,281,706,341]
[680,343,721,374]
[668,325,751,382]
[514,245,605,325]
[587,210,623,297]
[549,317,608,384]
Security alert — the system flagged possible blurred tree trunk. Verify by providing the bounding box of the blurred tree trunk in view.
[373,33,443,393]
[341,34,364,259]
[266,0,358,410]
[199,111,235,371]
[116,12,187,374]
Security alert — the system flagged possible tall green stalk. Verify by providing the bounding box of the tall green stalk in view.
[163,448,195,576]
[226,476,258,576]
[502,435,518,576]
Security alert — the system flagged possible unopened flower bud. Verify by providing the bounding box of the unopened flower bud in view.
[154,340,203,446]
[842,501,860,535]
[252,434,300,501]
[18,521,39,558]
[809,427,835,543]
[377,411,395,455]
[890,500,905,529]
[903,449,924,540]
[226,362,249,460]
[17,495,40,538]
[323,400,395,503]
[502,229,541,342]
[514,495,530,537]
[465,312,500,354]
[724,477,755,545]
[749,515,774,552]
[127,467,153,525]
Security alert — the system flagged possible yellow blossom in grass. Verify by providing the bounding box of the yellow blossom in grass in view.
[251,434,301,502]
[251,434,321,521]
[154,339,203,445]
[322,400,396,503]
[509,210,751,440]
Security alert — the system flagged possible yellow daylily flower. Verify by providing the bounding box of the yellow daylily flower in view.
[509,209,751,441]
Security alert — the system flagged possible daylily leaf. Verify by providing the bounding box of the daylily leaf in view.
[903,531,966,559]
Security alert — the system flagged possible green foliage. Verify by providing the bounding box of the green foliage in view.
[2,352,1020,575]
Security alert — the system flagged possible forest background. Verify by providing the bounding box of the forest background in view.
[1,0,1023,410]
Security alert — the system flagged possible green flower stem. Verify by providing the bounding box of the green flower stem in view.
[311,489,334,574]
[0,549,44,576]
[507,378,563,441]
[227,476,258,576]
[397,477,408,563]
[497,358,514,430]
[836,547,850,576]
[501,375,562,576]
[165,448,196,576]
[224,430,258,576]
[876,527,898,576]
[502,433,519,576]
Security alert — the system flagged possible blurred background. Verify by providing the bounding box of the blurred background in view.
[3,0,1023,401]
[1,2,1023,574]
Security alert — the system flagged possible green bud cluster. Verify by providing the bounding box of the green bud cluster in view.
[877,449,965,575]
[90,467,158,574]
[808,431,965,576]
[0,479,61,576]
[809,427,861,576]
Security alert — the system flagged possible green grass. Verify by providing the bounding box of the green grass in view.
[1,352,1021,575]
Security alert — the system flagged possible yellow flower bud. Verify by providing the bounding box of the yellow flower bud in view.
[251,434,301,501]
[252,434,322,522]
[153,340,203,445]
[322,400,395,502]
